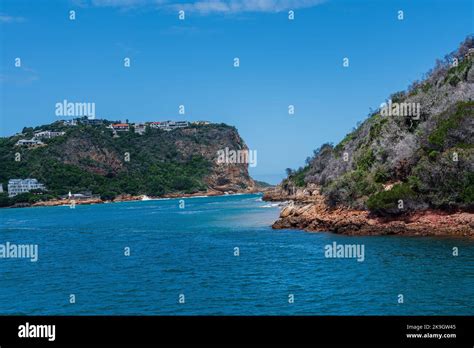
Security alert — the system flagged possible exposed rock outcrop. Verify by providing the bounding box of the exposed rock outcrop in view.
[267,185,474,237]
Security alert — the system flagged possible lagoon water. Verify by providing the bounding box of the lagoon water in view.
[0,194,472,315]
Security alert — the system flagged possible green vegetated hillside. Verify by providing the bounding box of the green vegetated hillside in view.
[0,122,255,206]
[283,36,474,215]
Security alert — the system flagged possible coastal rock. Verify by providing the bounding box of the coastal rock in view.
[280,204,294,218]
[267,185,474,237]
[32,198,103,207]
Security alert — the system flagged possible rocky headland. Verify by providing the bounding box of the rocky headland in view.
[265,37,474,237]
[0,122,258,208]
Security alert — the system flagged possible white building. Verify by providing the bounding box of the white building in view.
[15,139,44,147]
[111,123,130,131]
[149,120,189,131]
[33,130,65,139]
[62,119,77,126]
[134,123,146,135]
[149,122,162,129]
[173,121,189,128]
[192,121,210,126]
[8,179,46,197]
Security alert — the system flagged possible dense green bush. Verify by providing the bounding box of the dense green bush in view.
[373,166,390,183]
[461,173,474,204]
[323,169,381,208]
[412,148,473,208]
[367,183,416,215]
[356,148,375,171]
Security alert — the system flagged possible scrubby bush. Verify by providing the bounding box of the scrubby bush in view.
[461,173,474,205]
[367,183,416,216]
[428,101,473,149]
[373,166,390,183]
[356,148,375,171]
[323,169,381,208]
[412,149,474,209]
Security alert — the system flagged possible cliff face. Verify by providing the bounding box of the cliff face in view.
[0,122,255,202]
[265,36,474,236]
[172,126,255,193]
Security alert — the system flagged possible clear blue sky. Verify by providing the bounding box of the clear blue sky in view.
[1,0,472,183]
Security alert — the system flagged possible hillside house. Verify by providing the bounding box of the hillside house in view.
[33,130,65,139]
[149,122,162,129]
[62,119,77,126]
[134,123,146,135]
[111,123,130,131]
[7,178,46,197]
[15,139,45,147]
[150,120,189,131]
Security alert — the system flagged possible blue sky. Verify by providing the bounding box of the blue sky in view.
[0,0,472,184]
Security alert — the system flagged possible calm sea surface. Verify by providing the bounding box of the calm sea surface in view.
[0,194,472,315]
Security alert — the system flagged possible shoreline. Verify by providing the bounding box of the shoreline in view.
[263,186,474,238]
[4,189,264,209]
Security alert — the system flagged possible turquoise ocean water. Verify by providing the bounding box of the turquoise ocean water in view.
[0,194,472,315]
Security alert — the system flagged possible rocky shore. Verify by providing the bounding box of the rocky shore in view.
[263,185,474,237]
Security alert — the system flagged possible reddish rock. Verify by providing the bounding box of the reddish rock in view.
[266,186,474,237]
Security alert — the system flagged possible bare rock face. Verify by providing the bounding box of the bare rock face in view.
[61,136,124,175]
[174,126,255,193]
[205,162,256,193]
